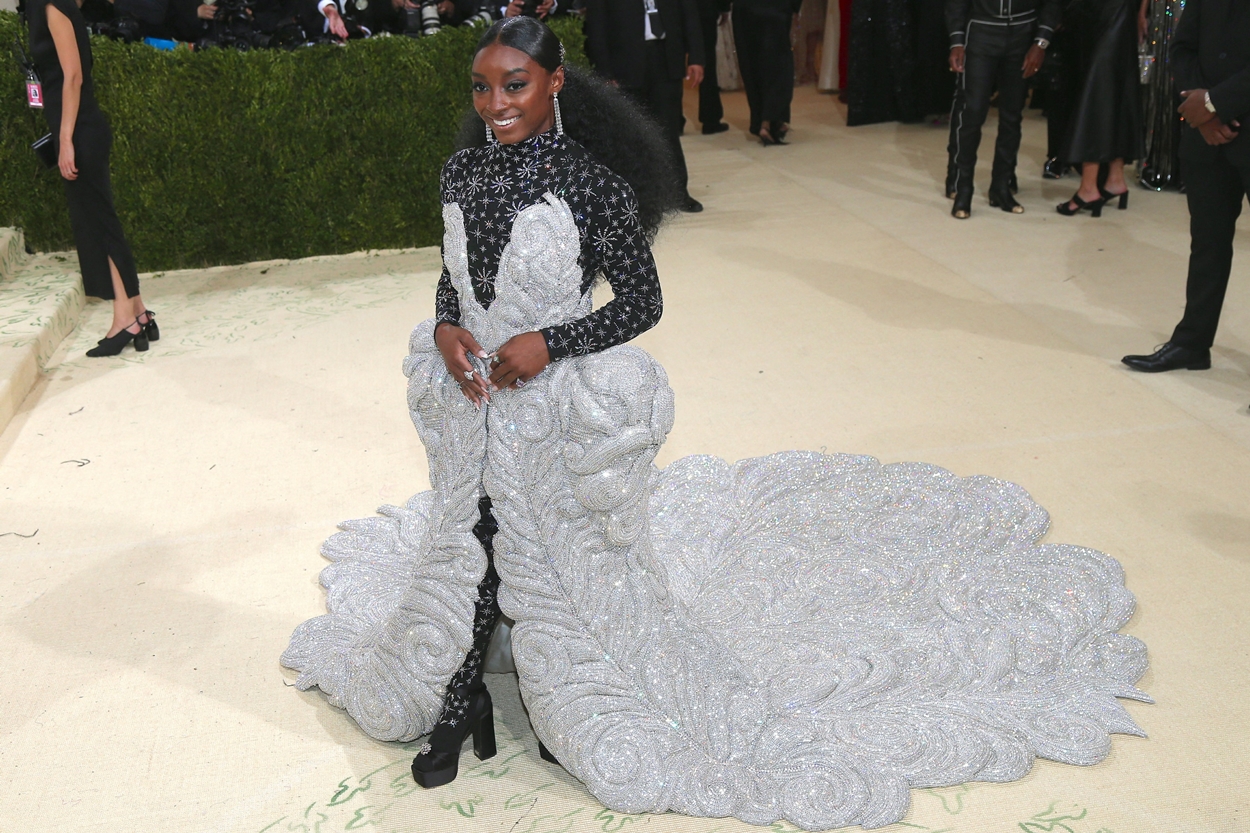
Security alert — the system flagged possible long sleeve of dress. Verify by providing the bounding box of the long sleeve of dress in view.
[540,184,663,361]
[435,159,463,329]
[435,257,462,327]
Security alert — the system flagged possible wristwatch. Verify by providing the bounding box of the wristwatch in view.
[1034,37,1050,49]
[1204,91,1217,113]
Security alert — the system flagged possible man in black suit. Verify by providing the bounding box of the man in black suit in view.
[1123,0,1250,373]
[696,0,730,134]
[585,0,707,212]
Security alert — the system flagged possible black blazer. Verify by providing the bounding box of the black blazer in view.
[1171,0,1250,162]
[585,0,706,87]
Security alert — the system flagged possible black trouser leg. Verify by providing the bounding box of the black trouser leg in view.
[733,9,763,134]
[628,42,690,194]
[1170,148,1250,350]
[989,29,1031,188]
[946,82,967,194]
[698,10,723,126]
[432,496,501,729]
[758,12,794,127]
[952,48,995,195]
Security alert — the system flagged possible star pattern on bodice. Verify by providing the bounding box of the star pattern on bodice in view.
[435,130,663,361]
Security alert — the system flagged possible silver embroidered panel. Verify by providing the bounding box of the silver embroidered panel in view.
[283,194,1150,829]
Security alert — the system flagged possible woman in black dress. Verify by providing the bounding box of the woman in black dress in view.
[28,0,158,356]
[1055,0,1148,216]
[732,0,802,144]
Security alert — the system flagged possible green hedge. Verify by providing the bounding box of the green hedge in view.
[0,13,586,270]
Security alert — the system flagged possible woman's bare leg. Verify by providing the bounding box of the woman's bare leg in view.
[104,256,143,337]
[1103,158,1128,194]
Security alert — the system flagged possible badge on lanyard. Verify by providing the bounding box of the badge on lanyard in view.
[26,77,44,109]
[643,0,666,38]
[15,38,43,108]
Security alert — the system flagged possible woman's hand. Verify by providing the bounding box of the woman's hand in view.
[197,3,218,19]
[58,138,77,181]
[435,322,492,406]
[488,331,549,391]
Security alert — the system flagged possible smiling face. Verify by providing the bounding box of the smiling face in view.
[472,43,565,144]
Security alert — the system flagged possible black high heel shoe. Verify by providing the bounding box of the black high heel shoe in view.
[86,319,148,358]
[1099,187,1129,210]
[1056,192,1107,217]
[411,689,497,789]
[139,310,160,342]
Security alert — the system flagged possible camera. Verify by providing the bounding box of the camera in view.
[403,0,442,36]
[89,14,144,42]
[195,0,272,50]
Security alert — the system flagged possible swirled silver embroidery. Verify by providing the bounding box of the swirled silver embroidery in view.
[283,193,1150,829]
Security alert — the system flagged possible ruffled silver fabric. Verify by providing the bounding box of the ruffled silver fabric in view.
[282,194,1150,830]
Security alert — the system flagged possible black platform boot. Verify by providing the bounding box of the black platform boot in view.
[412,497,502,789]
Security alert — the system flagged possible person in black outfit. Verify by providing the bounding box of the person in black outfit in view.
[946,0,1059,218]
[27,0,158,356]
[732,0,800,145]
[1122,0,1250,373]
[1054,0,1146,216]
[585,0,706,212]
[696,0,729,134]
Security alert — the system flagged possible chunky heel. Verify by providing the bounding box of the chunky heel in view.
[1100,188,1129,210]
[472,706,496,760]
[134,330,150,352]
[412,689,495,789]
[140,310,160,342]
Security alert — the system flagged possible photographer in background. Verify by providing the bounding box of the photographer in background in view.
[166,0,297,43]
[502,0,569,18]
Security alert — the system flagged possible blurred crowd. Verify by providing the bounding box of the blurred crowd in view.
[57,0,573,50]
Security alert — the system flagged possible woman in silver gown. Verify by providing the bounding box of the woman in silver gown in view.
[282,17,1152,831]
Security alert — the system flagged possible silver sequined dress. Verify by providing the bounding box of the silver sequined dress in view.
[282,133,1150,831]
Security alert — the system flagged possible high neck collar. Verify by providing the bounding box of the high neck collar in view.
[493,126,564,155]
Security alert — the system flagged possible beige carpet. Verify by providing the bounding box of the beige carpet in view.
[1,87,1247,833]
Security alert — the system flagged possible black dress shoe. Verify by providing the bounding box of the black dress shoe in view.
[1121,342,1211,372]
[680,196,704,213]
[1042,157,1066,179]
[701,122,730,135]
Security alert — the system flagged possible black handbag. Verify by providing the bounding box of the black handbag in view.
[32,133,56,169]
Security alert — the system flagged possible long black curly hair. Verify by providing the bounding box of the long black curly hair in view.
[454,17,682,240]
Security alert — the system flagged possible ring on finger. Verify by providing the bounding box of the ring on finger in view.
[464,369,475,380]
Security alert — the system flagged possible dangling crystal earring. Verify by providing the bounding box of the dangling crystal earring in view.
[486,121,497,144]
[553,92,564,137]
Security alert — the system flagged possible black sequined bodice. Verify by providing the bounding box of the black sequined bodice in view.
[435,130,662,361]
